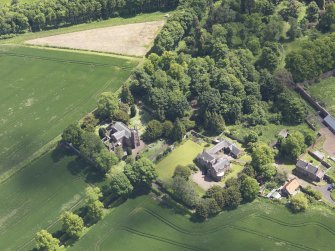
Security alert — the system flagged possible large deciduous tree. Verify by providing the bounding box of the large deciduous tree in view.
[61,211,84,239]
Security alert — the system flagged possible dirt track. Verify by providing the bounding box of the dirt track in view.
[25,21,165,57]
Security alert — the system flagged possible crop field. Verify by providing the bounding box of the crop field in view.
[70,195,335,251]
[0,45,137,179]
[0,149,93,250]
[26,21,165,57]
[308,77,335,117]
[156,140,203,182]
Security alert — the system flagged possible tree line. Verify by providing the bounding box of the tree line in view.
[0,0,178,37]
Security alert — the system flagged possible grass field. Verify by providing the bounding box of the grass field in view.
[0,148,94,250]
[0,45,137,180]
[69,195,335,251]
[156,140,203,182]
[308,77,335,117]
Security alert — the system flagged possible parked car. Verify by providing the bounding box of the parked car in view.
[327,184,334,191]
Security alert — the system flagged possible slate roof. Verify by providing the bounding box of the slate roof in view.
[207,140,230,155]
[324,115,335,131]
[296,159,319,174]
[313,150,325,160]
[231,144,241,156]
[111,122,131,139]
[199,151,215,163]
[212,158,230,176]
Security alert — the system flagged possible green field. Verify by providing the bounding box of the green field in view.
[0,149,93,250]
[156,140,203,182]
[308,77,335,117]
[69,195,335,251]
[0,45,137,179]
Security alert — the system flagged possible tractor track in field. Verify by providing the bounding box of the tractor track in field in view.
[255,214,335,236]
[140,208,323,251]
[119,226,205,251]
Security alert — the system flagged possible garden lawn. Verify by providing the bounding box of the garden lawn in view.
[228,122,311,145]
[0,45,137,180]
[308,77,335,117]
[0,149,93,250]
[156,140,203,182]
[69,195,335,251]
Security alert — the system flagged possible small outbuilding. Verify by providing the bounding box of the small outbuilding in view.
[282,178,300,196]
[324,115,335,134]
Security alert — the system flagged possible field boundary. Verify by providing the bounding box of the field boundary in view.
[21,44,143,60]
[0,136,60,184]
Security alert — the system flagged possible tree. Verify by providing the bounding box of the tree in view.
[81,113,98,132]
[257,46,280,72]
[240,177,259,202]
[171,176,199,208]
[319,3,335,32]
[96,92,119,121]
[171,119,186,142]
[130,105,137,118]
[222,186,242,209]
[306,1,319,22]
[162,120,173,139]
[258,164,277,181]
[79,132,104,160]
[251,143,275,169]
[203,111,225,134]
[289,193,308,212]
[173,165,192,180]
[109,172,133,198]
[85,186,104,222]
[62,124,83,148]
[195,198,220,219]
[113,110,130,124]
[120,83,134,104]
[61,211,84,239]
[124,157,157,188]
[280,131,306,161]
[35,230,61,251]
[94,149,118,173]
[144,120,163,142]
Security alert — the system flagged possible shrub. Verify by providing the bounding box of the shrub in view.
[173,165,192,180]
[289,193,308,212]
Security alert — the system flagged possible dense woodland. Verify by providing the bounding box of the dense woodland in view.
[0,0,177,36]
[131,0,322,134]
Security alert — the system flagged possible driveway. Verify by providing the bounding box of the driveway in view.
[313,185,335,206]
[319,127,335,155]
[191,171,221,190]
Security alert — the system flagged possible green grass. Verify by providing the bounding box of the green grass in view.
[0,148,95,250]
[308,77,335,117]
[228,122,311,145]
[0,45,137,179]
[219,163,245,186]
[69,195,335,251]
[1,12,168,45]
[156,140,203,182]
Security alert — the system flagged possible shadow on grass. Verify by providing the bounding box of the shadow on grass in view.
[51,143,75,163]
[66,156,105,184]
